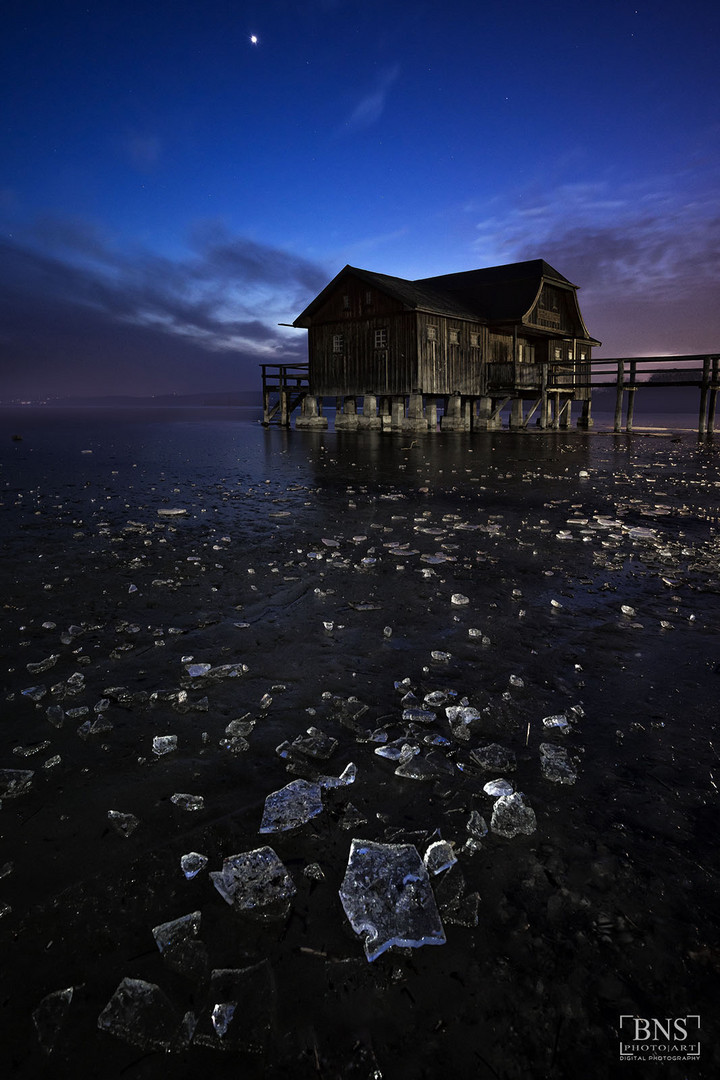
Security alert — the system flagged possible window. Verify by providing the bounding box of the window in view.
[448,328,460,346]
[332,333,344,353]
[364,290,373,305]
[342,294,350,311]
[470,332,480,348]
[374,328,388,349]
[427,325,437,342]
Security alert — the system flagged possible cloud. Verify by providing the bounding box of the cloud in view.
[471,175,720,354]
[345,64,400,130]
[0,221,325,399]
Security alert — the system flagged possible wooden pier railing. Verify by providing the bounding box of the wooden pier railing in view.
[261,363,309,425]
[579,354,720,434]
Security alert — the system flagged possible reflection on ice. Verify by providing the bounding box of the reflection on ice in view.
[33,987,73,1054]
[0,769,34,799]
[97,977,185,1052]
[339,839,446,961]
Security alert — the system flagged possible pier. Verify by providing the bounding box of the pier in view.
[586,354,720,435]
[262,353,720,435]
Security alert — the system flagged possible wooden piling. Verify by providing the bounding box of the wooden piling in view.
[699,357,710,437]
[614,359,625,432]
[626,360,637,432]
[709,357,719,435]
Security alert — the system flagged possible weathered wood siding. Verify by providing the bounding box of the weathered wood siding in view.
[309,312,417,395]
[415,313,487,394]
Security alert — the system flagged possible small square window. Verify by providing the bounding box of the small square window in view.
[449,329,460,346]
[470,332,479,348]
[364,290,373,305]
[427,326,437,342]
[374,328,388,349]
[342,294,350,311]
[332,334,344,353]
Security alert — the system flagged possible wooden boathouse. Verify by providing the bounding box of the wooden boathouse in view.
[282,259,601,431]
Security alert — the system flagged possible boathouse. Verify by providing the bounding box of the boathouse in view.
[290,259,601,431]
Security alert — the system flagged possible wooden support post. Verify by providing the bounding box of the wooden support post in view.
[626,360,637,432]
[578,399,593,429]
[510,398,524,428]
[540,364,550,429]
[523,398,542,428]
[560,399,572,428]
[699,357,710,437]
[552,391,561,430]
[391,396,405,431]
[708,357,719,435]
[614,359,625,432]
[280,388,289,427]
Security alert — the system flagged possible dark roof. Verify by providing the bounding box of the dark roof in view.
[293,259,597,339]
[415,260,574,323]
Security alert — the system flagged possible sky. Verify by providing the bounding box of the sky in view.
[1,0,719,399]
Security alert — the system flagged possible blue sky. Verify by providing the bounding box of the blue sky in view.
[2,0,719,398]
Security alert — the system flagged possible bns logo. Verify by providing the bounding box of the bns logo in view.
[630,1018,690,1041]
[619,1014,700,1061]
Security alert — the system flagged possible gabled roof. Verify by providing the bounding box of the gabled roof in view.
[293,259,599,343]
[416,259,575,323]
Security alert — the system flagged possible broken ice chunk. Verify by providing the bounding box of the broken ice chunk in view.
[467,810,488,839]
[152,910,201,954]
[339,802,368,830]
[539,743,578,784]
[170,793,204,812]
[259,779,324,833]
[490,792,537,838]
[46,705,65,728]
[469,744,516,772]
[33,987,73,1054]
[304,862,325,880]
[185,663,211,677]
[97,978,184,1052]
[107,810,140,838]
[210,847,296,918]
[27,655,59,675]
[542,713,571,733]
[152,734,177,756]
[0,769,34,799]
[212,1002,235,1037]
[318,762,357,789]
[22,685,47,702]
[339,839,446,962]
[424,840,457,876]
[152,910,207,980]
[290,726,338,760]
[450,593,469,606]
[483,778,514,797]
[374,739,420,762]
[181,852,208,879]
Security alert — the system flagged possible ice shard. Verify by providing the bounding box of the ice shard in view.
[339,840,446,961]
[259,779,324,833]
[210,847,296,918]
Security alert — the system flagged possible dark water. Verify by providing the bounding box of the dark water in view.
[1,407,719,1079]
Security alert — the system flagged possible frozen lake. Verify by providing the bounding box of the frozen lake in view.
[1,406,719,1077]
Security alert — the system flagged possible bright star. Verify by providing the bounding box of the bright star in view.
[250,34,258,45]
